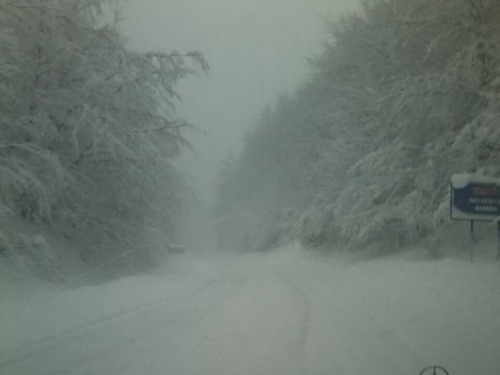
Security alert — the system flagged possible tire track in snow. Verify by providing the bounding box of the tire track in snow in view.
[262,249,426,375]
[1,294,173,364]
[269,268,312,374]
[0,272,247,375]
[71,270,250,375]
[295,262,425,375]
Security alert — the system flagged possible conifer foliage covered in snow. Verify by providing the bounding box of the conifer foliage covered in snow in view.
[0,0,208,277]
[215,0,500,252]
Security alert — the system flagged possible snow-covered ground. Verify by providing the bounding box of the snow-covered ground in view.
[1,245,499,375]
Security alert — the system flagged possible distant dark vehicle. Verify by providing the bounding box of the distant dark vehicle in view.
[168,244,186,254]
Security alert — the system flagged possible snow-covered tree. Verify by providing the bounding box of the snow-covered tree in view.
[215,0,500,253]
[0,0,208,277]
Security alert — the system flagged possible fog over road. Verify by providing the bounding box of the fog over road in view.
[1,246,499,375]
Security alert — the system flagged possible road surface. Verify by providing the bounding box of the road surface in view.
[1,246,499,375]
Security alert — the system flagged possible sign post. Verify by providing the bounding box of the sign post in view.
[450,174,500,262]
[470,220,474,262]
[497,221,500,261]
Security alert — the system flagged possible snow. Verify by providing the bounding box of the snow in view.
[1,246,500,375]
[451,174,473,189]
[451,174,500,189]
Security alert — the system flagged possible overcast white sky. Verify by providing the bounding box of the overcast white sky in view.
[122,0,359,205]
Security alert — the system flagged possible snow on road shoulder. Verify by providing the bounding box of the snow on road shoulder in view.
[348,257,500,375]
[265,244,500,375]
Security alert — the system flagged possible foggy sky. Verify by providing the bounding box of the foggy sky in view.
[122,0,359,205]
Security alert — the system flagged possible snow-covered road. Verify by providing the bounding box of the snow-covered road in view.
[1,245,499,375]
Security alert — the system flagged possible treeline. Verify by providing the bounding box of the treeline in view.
[215,0,500,252]
[0,0,207,278]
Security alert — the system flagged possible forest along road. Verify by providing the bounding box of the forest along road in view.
[1,246,499,375]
